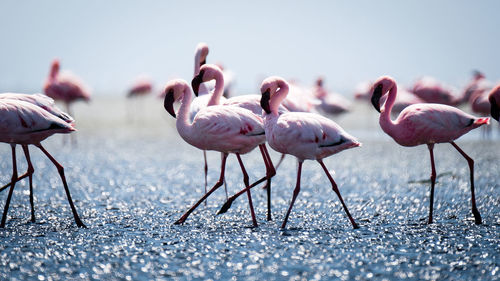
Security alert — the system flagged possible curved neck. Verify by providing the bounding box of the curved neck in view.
[207,71,224,106]
[194,53,202,76]
[49,64,59,80]
[176,85,194,136]
[379,82,397,132]
[270,81,289,116]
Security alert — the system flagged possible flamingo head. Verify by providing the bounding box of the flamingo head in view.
[316,77,324,87]
[163,79,188,118]
[191,64,223,96]
[489,85,500,121]
[260,76,289,114]
[371,76,396,113]
[195,42,209,67]
[472,70,485,81]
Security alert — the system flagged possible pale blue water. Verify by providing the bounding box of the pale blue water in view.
[0,98,499,280]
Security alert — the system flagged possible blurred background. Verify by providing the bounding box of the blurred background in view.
[1,0,499,96]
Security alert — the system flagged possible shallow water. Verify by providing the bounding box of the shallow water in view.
[0,97,499,280]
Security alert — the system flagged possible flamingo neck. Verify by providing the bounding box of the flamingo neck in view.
[207,71,224,106]
[194,53,202,76]
[176,86,195,138]
[379,83,397,133]
[49,64,59,80]
[270,81,289,116]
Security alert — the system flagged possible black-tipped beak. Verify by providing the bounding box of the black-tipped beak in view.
[260,89,271,114]
[371,84,383,113]
[163,89,176,118]
[200,59,206,66]
[490,95,499,121]
[191,70,204,96]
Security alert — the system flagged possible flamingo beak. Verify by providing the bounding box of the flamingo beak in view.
[261,89,272,114]
[371,84,383,113]
[490,95,499,121]
[163,89,176,118]
[191,70,204,96]
[200,59,206,66]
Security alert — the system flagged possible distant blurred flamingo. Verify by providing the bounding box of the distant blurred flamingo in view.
[43,59,91,116]
[312,77,351,115]
[459,71,489,105]
[164,79,273,227]
[371,76,489,224]
[219,77,360,229]
[409,76,458,105]
[0,98,85,228]
[489,83,500,122]
[192,64,278,221]
[127,77,153,98]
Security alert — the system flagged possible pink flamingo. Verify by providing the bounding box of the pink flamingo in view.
[219,77,361,229]
[164,79,273,227]
[0,93,75,220]
[313,77,351,115]
[460,71,488,105]
[409,76,459,105]
[191,64,278,221]
[127,77,153,98]
[489,83,500,121]
[0,98,85,228]
[43,59,91,116]
[371,76,489,224]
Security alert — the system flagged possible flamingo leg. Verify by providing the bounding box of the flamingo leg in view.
[21,145,36,223]
[203,150,208,206]
[0,146,35,193]
[174,153,228,225]
[275,154,286,171]
[235,154,258,227]
[1,144,18,228]
[222,152,228,200]
[427,144,436,224]
[259,144,276,221]
[318,159,359,229]
[281,160,303,229]
[35,144,86,228]
[450,141,482,224]
[217,175,269,215]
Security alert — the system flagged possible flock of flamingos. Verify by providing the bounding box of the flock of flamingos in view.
[0,42,499,230]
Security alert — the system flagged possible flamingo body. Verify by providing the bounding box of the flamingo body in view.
[43,59,91,104]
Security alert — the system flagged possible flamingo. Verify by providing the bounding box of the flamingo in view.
[192,64,284,220]
[0,98,85,228]
[219,77,361,229]
[409,76,459,105]
[460,70,488,105]
[127,76,153,98]
[163,79,273,227]
[0,93,74,222]
[371,76,489,225]
[489,83,500,122]
[190,43,229,202]
[43,59,91,116]
[312,77,351,115]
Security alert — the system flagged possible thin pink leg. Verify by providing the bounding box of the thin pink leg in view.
[235,154,258,227]
[427,144,436,224]
[175,153,228,225]
[318,159,359,229]
[281,160,303,229]
[1,144,18,228]
[21,145,36,223]
[259,144,276,221]
[0,146,34,193]
[36,144,86,228]
[203,150,208,206]
[275,154,286,171]
[450,141,482,224]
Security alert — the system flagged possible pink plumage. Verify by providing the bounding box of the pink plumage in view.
[164,79,270,227]
[371,75,488,225]
[259,76,360,229]
[410,76,458,105]
[0,97,85,228]
[127,77,153,98]
[43,59,91,115]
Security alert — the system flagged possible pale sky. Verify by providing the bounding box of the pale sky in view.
[1,0,499,96]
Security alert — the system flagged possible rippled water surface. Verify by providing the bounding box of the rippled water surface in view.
[1,98,499,280]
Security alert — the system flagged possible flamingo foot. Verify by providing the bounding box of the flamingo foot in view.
[216,199,234,215]
[174,215,187,225]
